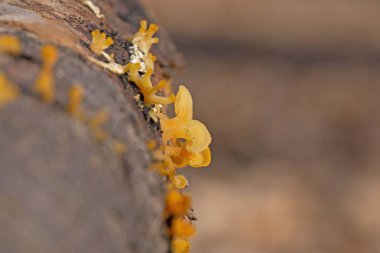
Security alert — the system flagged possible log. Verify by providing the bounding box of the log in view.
[0,0,180,252]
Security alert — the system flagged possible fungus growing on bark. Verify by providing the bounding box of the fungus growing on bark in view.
[90,29,113,55]
[131,20,159,55]
[0,73,20,106]
[165,188,192,217]
[33,45,58,104]
[172,175,188,189]
[0,35,21,55]
[171,237,190,253]
[171,217,196,237]
[160,86,211,153]
[67,84,85,118]
[127,63,175,105]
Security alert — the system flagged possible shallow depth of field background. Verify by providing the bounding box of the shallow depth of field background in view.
[142,1,380,252]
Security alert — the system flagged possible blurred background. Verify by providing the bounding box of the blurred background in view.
[142,1,380,252]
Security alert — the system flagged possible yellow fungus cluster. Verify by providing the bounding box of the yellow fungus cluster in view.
[86,20,212,253]
[0,73,20,106]
[90,29,113,56]
[0,35,21,55]
[131,20,159,55]
[33,45,58,104]
[127,64,175,105]
[165,186,195,253]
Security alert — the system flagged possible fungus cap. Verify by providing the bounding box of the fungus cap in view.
[173,175,188,189]
[175,85,193,122]
[185,120,211,153]
[188,147,211,167]
[171,218,196,237]
[171,238,190,253]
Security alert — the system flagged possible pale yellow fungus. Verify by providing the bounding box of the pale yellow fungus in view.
[131,20,159,55]
[80,0,104,19]
[165,189,191,216]
[171,237,190,253]
[171,217,196,237]
[144,53,156,71]
[128,63,175,105]
[164,145,211,168]
[162,119,211,154]
[0,35,21,55]
[33,45,58,104]
[160,86,211,153]
[0,73,20,106]
[188,147,211,167]
[67,84,85,118]
[172,175,188,189]
[90,29,113,55]
[112,141,127,154]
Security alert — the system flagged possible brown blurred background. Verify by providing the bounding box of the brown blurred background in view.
[142,1,380,252]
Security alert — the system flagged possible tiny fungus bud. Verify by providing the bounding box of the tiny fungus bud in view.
[173,175,188,189]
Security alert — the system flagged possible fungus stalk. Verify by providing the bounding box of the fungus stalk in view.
[33,45,58,104]
[0,73,20,106]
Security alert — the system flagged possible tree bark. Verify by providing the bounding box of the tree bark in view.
[0,0,180,252]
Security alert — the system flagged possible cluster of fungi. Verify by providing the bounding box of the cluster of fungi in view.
[0,2,211,253]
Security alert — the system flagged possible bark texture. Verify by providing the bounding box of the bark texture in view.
[0,0,181,252]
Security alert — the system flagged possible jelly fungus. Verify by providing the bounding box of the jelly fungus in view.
[67,84,85,118]
[171,217,196,237]
[132,20,159,54]
[33,45,58,104]
[0,35,21,55]
[165,189,191,216]
[172,175,188,189]
[127,63,175,105]
[90,29,114,55]
[0,73,20,106]
[171,237,190,253]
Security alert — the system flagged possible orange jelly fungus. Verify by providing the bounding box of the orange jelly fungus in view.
[165,189,192,217]
[67,84,85,118]
[90,29,114,55]
[160,86,211,153]
[171,217,196,237]
[132,20,159,54]
[33,45,58,104]
[127,63,175,105]
[0,73,20,106]
[0,35,21,55]
[171,237,190,253]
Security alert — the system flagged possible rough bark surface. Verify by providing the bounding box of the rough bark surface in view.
[0,0,180,252]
